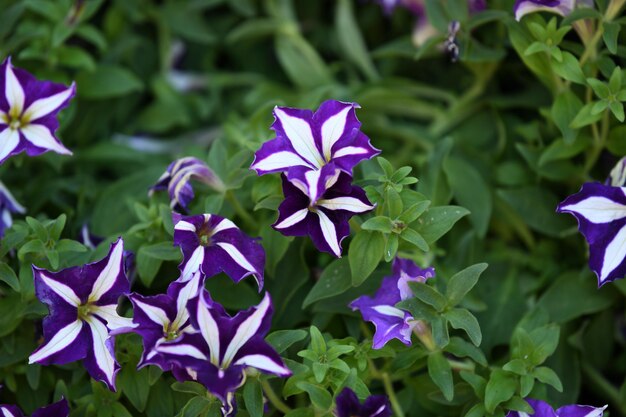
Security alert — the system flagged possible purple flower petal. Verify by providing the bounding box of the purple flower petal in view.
[0,181,25,237]
[514,0,575,20]
[31,398,70,417]
[505,399,606,417]
[335,387,391,417]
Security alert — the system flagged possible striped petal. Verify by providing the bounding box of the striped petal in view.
[321,105,352,160]
[23,83,75,122]
[4,59,24,114]
[222,293,271,366]
[84,317,118,390]
[38,273,81,306]
[20,123,72,155]
[315,210,342,257]
[234,353,291,376]
[29,320,83,363]
[0,128,20,163]
[130,297,170,327]
[274,208,308,229]
[274,107,324,168]
[195,294,221,365]
[90,239,125,302]
[317,196,374,213]
[251,150,313,174]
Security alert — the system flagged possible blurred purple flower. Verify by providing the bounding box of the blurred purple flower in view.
[506,399,606,417]
[335,387,391,417]
[0,181,25,237]
[514,0,593,20]
[0,57,74,164]
[0,398,69,417]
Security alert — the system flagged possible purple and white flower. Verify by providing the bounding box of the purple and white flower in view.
[513,0,593,20]
[335,387,391,417]
[607,157,626,187]
[350,258,434,349]
[273,164,374,257]
[0,181,25,237]
[129,271,203,370]
[557,182,626,285]
[0,57,74,164]
[0,398,69,417]
[156,292,291,416]
[150,157,225,211]
[251,100,379,176]
[506,399,606,417]
[28,239,135,390]
[173,213,265,288]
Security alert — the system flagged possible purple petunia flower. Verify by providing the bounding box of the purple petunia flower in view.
[513,0,593,20]
[128,271,203,371]
[506,399,606,417]
[173,213,265,288]
[0,398,69,417]
[0,181,25,237]
[0,57,74,164]
[335,387,391,417]
[251,100,379,176]
[28,239,135,390]
[350,258,434,349]
[156,292,291,416]
[607,157,626,187]
[557,181,626,286]
[150,157,225,211]
[273,164,374,257]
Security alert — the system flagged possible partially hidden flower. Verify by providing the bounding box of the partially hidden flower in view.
[0,181,25,236]
[557,181,626,286]
[514,0,593,20]
[0,398,69,417]
[251,100,379,176]
[607,156,626,187]
[156,292,291,416]
[28,239,135,390]
[0,57,74,164]
[335,387,391,417]
[173,213,265,288]
[273,164,374,257]
[129,270,203,371]
[150,157,225,211]
[506,399,606,417]
[350,258,434,349]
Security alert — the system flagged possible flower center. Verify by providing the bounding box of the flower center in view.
[164,322,180,341]
[5,106,29,131]
[196,224,214,247]
[77,303,97,321]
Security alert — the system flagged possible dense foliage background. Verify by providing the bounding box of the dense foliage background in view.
[0,0,625,416]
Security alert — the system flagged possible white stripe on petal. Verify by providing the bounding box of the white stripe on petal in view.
[20,123,72,155]
[600,225,626,282]
[251,151,313,172]
[131,299,169,326]
[157,344,207,360]
[222,293,271,366]
[172,272,201,329]
[5,62,24,114]
[23,85,74,122]
[304,169,322,201]
[234,354,290,375]
[332,146,369,159]
[582,406,607,417]
[181,246,204,280]
[317,197,373,213]
[372,305,405,319]
[321,106,351,160]
[196,297,221,365]
[86,317,116,387]
[39,273,81,306]
[315,210,341,257]
[274,208,308,229]
[1,408,18,417]
[93,304,136,332]
[29,320,83,363]
[0,128,20,162]
[0,181,25,213]
[212,218,238,234]
[90,239,124,302]
[215,242,256,273]
[561,196,626,224]
[274,108,324,168]
[174,221,196,232]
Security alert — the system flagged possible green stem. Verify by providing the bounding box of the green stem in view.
[225,191,255,229]
[581,361,626,416]
[381,372,406,417]
[583,111,609,175]
[260,379,292,414]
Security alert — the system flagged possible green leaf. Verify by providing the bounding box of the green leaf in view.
[603,21,620,54]
[445,337,487,366]
[267,329,307,354]
[551,51,585,84]
[414,206,470,243]
[464,404,487,417]
[443,157,492,238]
[244,378,264,417]
[409,281,447,311]
[26,217,47,241]
[446,263,488,306]
[170,381,208,396]
[76,65,143,99]
[138,242,181,261]
[384,233,399,262]
[399,200,431,223]
[609,101,625,121]
[445,308,482,346]
[587,78,610,99]
[275,34,332,88]
[0,262,20,292]
[532,366,563,392]
[503,397,534,414]
[550,91,583,144]
[118,366,150,412]
[335,0,378,81]
[539,136,590,166]
[295,382,332,411]
[303,258,351,307]
[360,217,393,233]
[428,352,454,401]
[400,228,429,252]
[484,369,517,413]
[570,102,604,128]
[349,231,384,285]
[175,397,212,417]
[309,326,326,354]
[609,67,623,92]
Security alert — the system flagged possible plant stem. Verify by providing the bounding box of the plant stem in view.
[381,371,406,417]
[225,190,255,229]
[261,379,292,414]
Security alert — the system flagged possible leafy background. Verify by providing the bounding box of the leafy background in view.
[0,0,624,416]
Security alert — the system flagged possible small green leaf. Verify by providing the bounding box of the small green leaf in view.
[244,378,264,417]
[295,382,332,411]
[309,326,326,354]
[360,216,393,233]
[446,263,488,306]
[384,233,398,262]
[484,369,517,413]
[532,366,563,392]
[603,21,620,54]
[303,258,351,307]
[267,329,307,354]
[400,228,429,252]
[414,206,470,243]
[428,352,454,401]
[0,262,20,292]
[444,308,482,346]
[409,281,447,311]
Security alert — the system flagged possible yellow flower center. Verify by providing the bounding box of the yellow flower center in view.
[77,303,97,321]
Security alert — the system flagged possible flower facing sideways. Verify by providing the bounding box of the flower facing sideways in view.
[513,0,593,20]
[0,398,69,417]
[0,181,25,237]
[129,271,203,371]
[150,157,225,211]
[156,292,291,416]
[0,57,74,164]
[273,164,374,257]
[251,100,378,176]
[506,399,606,417]
[28,239,135,390]
[173,213,265,288]
[335,387,391,417]
[350,258,434,349]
